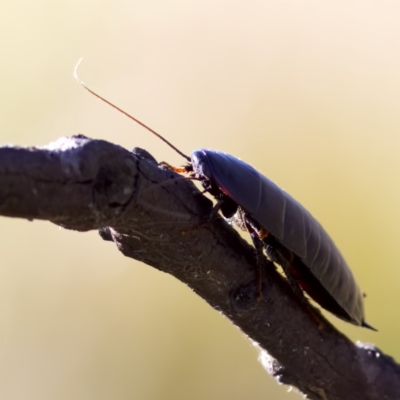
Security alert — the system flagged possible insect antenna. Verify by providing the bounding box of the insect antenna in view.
[73,58,191,162]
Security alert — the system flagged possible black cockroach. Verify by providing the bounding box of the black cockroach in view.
[74,60,375,330]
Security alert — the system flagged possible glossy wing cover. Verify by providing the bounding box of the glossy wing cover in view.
[191,149,365,325]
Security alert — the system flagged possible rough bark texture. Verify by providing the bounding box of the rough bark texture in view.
[0,135,399,399]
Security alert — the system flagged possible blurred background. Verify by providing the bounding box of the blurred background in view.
[0,1,399,399]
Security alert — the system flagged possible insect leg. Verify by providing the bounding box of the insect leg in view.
[264,238,326,328]
[249,233,266,300]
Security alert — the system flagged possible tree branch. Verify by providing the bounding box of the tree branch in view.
[0,135,399,399]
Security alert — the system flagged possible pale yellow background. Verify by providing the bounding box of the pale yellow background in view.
[0,1,399,399]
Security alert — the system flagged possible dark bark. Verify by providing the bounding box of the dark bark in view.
[0,135,399,399]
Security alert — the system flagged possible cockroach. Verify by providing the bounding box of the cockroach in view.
[74,60,375,330]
